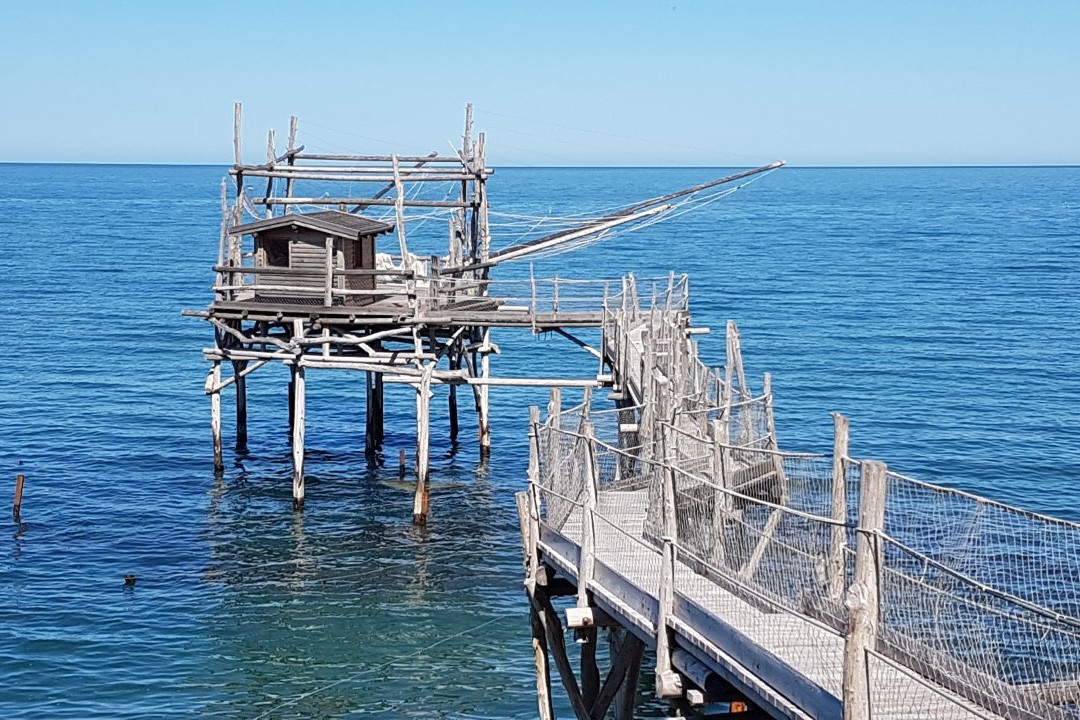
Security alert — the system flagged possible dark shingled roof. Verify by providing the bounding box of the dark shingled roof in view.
[230,210,394,238]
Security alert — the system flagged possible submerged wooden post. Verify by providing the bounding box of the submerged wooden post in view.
[842,459,887,720]
[13,474,25,523]
[291,364,307,510]
[233,360,248,449]
[210,361,224,472]
[413,374,432,525]
[829,413,851,601]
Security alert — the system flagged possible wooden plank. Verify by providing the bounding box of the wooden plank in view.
[673,594,843,720]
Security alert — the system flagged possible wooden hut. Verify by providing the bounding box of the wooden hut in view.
[231,210,393,305]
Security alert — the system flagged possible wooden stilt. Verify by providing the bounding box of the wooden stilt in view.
[288,371,296,441]
[413,373,432,525]
[211,361,224,471]
[478,329,492,456]
[374,371,385,445]
[291,364,306,510]
[448,351,460,443]
[365,370,384,456]
[617,632,645,720]
[580,626,601,710]
[530,585,591,720]
[524,580,555,720]
[233,360,248,449]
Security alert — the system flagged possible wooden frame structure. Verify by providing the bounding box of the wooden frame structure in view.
[188,103,637,520]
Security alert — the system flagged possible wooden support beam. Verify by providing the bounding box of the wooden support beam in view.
[233,101,242,166]
[284,115,298,214]
[530,585,592,720]
[842,459,887,720]
[365,371,384,455]
[478,328,492,456]
[529,587,556,720]
[593,630,646,720]
[581,626,601,712]
[291,364,306,510]
[287,369,296,440]
[232,360,248,449]
[210,361,223,471]
[323,236,334,307]
[613,630,644,720]
[448,351,460,442]
[413,370,432,525]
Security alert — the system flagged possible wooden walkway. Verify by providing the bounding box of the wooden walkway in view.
[536,493,999,720]
[516,281,1077,719]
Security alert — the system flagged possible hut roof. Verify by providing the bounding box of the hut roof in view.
[231,210,394,239]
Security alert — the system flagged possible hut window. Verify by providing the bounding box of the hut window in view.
[263,238,289,267]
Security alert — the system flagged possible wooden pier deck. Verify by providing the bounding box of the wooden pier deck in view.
[515,280,1080,720]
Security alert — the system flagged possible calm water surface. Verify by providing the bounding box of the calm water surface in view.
[0,164,1077,717]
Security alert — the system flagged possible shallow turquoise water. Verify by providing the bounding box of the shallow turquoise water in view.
[0,164,1078,717]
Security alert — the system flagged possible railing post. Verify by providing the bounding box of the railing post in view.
[710,418,728,568]
[655,425,683,698]
[763,373,788,502]
[843,459,886,720]
[527,406,543,580]
[577,422,599,608]
[547,387,562,429]
[829,413,851,601]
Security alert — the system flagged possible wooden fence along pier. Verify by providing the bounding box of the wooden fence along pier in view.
[517,289,1080,718]
[186,105,1080,718]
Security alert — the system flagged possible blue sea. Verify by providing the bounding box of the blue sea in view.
[1,164,1078,718]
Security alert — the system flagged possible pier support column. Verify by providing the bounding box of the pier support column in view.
[210,361,224,472]
[232,360,248,450]
[288,371,296,442]
[365,371,384,455]
[413,373,432,525]
[478,328,492,456]
[448,352,460,443]
[610,629,645,720]
[291,364,306,510]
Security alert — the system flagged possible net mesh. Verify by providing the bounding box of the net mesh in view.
[523,276,1080,719]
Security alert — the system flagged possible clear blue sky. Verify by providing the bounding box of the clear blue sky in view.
[1,1,1077,166]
